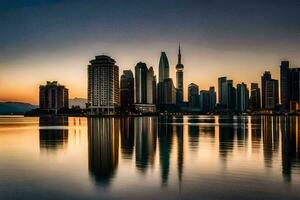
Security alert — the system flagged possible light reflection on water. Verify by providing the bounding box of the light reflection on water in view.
[0,115,300,199]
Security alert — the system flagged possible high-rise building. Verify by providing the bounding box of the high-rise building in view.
[157,52,176,105]
[209,86,216,111]
[87,55,119,115]
[159,52,170,83]
[250,83,261,110]
[134,62,156,113]
[188,83,199,108]
[39,81,69,113]
[280,61,300,112]
[261,71,272,109]
[261,71,278,110]
[199,90,210,112]
[280,61,290,111]
[120,70,134,109]
[162,78,176,105]
[236,82,249,112]
[218,77,227,105]
[176,43,184,104]
[219,78,236,110]
[135,62,148,104]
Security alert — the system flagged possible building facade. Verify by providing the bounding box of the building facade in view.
[218,77,227,105]
[280,61,300,112]
[250,83,261,110]
[188,83,199,108]
[158,52,170,83]
[208,86,216,112]
[236,82,249,112]
[120,70,134,109]
[134,62,156,113]
[87,55,119,115]
[39,81,69,113]
[261,71,278,110]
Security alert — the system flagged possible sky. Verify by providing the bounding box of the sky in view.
[0,0,300,104]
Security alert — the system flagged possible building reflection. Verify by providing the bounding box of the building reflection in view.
[88,118,119,186]
[120,117,134,159]
[251,116,262,154]
[188,117,200,150]
[262,116,279,168]
[158,116,173,186]
[135,117,157,172]
[39,116,68,151]
[281,116,300,183]
[174,117,184,189]
[218,116,234,161]
[236,116,248,149]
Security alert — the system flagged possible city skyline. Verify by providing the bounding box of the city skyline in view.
[0,47,297,105]
[1,0,300,104]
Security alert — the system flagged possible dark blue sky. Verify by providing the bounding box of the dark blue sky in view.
[0,0,300,102]
[1,0,299,61]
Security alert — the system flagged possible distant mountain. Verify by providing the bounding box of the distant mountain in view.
[0,102,38,114]
[69,98,87,109]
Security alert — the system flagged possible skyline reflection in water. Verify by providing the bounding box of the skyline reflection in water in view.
[0,115,300,199]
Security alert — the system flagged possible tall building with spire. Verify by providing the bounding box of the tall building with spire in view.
[176,43,184,104]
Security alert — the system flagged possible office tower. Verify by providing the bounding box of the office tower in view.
[199,90,210,112]
[236,82,249,112]
[120,70,134,109]
[289,68,300,111]
[188,83,199,108]
[157,51,176,105]
[218,77,227,104]
[176,43,184,104]
[219,79,236,110]
[39,81,69,113]
[163,78,176,104]
[227,80,237,110]
[261,71,279,110]
[87,55,119,115]
[135,62,148,104]
[152,75,157,104]
[250,83,261,110]
[280,61,300,112]
[158,52,170,83]
[134,62,156,113]
[147,67,155,104]
[261,71,272,109]
[280,61,290,111]
[209,86,216,111]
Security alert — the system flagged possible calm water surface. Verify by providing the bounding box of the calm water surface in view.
[0,116,300,199]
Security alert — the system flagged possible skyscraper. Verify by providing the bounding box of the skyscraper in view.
[39,81,69,113]
[159,52,170,83]
[280,61,300,112]
[147,67,156,104]
[176,43,184,104]
[188,83,199,108]
[199,90,210,112]
[134,62,156,113]
[280,61,290,111]
[120,70,134,109]
[236,82,249,112]
[135,62,148,104]
[218,77,227,105]
[261,71,272,109]
[261,71,278,110]
[209,86,216,111]
[87,55,119,115]
[250,83,261,110]
[218,78,236,110]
